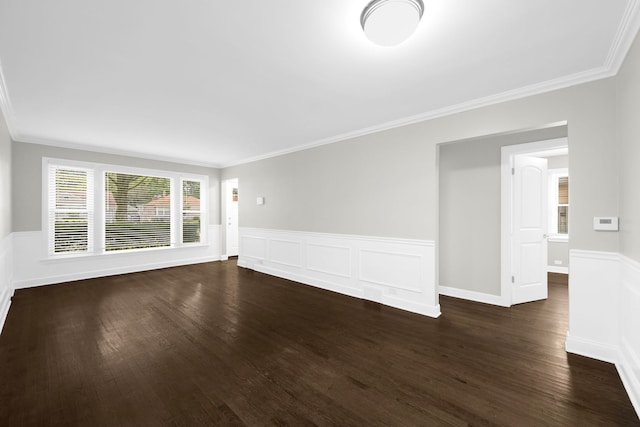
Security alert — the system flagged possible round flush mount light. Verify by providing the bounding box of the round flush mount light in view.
[361,0,425,47]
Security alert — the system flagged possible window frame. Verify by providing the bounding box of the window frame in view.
[548,168,569,242]
[43,158,209,258]
[46,163,95,256]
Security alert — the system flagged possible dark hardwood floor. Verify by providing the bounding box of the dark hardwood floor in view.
[0,264,637,426]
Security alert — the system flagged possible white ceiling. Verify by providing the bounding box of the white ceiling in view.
[0,0,639,167]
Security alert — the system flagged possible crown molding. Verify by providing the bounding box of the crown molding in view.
[605,0,640,72]
[14,134,223,169]
[2,1,639,170]
[223,1,640,168]
[0,61,18,139]
[221,64,612,168]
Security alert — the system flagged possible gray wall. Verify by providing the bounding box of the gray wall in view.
[548,241,569,268]
[0,110,10,240]
[547,155,568,170]
[12,142,221,232]
[223,77,619,255]
[618,28,640,263]
[223,126,432,238]
[438,127,566,295]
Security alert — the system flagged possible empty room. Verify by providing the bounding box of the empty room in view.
[1,1,639,425]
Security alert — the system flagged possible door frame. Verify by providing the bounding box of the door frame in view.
[501,138,568,306]
[222,177,239,259]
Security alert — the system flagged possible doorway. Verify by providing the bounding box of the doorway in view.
[223,178,239,258]
[501,138,568,305]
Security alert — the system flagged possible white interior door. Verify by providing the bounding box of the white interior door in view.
[225,178,239,257]
[512,155,548,304]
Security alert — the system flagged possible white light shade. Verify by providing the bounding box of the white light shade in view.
[361,0,424,47]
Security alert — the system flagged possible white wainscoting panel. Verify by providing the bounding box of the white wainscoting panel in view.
[12,225,222,289]
[0,233,13,334]
[270,239,302,268]
[237,228,440,318]
[307,243,351,278]
[241,235,267,261]
[566,250,640,417]
[566,250,621,363]
[618,255,640,416]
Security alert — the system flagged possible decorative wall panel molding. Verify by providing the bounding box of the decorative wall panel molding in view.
[0,233,13,334]
[566,250,640,416]
[12,225,222,289]
[238,228,440,318]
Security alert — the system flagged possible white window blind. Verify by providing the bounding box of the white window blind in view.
[182,179,202,244]
[48,165,94,254]
[105,172,172,251]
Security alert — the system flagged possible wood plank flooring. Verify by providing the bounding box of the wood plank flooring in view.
[0,263,637,426]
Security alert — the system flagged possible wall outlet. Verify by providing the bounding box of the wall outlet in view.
[554,260,563,265]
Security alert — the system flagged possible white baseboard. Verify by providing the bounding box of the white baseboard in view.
[619,255,640,417]
[565,331,619,364]
[618,338,640,416]
[238,228,440,318]
[438,285,509,307]
[12,225,222,289]
[14,255,222,289]
[0,233,13,335]
[547,265,569,274]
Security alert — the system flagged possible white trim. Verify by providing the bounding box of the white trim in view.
[571,249,621,261]
[19,134,223,168]
[42,157,209,257]
[12,225,222,289]
[239,227,437,247]
[14,255,220,289]
[238,228,440,318]
[547,265,569,274]
[223,66,613,168]
[438,285,508,307]
[222,178,239,257]
[618,338,640,416]
[0,61,18,139]
[565,331,619,364]
[605,0,640,72]
[566,250,640,418]
[0,233,14,335]
[501,138,569,307]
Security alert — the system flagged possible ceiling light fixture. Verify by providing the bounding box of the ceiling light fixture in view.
[361,0,425,47]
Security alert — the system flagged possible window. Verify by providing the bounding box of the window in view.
[46,159,208,256]
[548,169,569,237]
[557,176,568,234]
[182,180,202,244]
[105,172,171,251]
[48,165,94,254]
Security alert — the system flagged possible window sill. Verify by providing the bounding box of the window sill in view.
[41,242,210,263]
[548,235,569,243]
